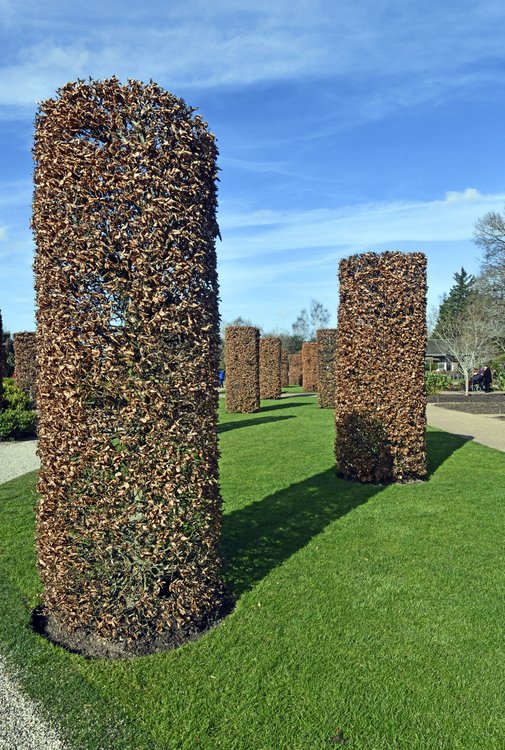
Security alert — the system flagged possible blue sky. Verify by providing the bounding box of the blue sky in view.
[1,0,505,334]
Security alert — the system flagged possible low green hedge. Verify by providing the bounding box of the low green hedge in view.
[0,378,37,440]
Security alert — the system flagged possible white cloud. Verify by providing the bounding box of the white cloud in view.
[1,1,505,110]
[218,189,505,260]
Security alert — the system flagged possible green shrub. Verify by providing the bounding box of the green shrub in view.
[425,371,451,395]
[0,378,37,440]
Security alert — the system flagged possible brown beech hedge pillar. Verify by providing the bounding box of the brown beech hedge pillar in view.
[224,326,260,413]
[288,352,302,386]
[0,311,3,406]
[33,78,227,657]
[335,251,427,483]
[281,350,289,388]
[317,329,337,408]
[302,341,318,391]
[13,332,37,402]
[259,337,282,399]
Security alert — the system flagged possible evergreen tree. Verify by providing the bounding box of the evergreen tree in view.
[432,267,475,337]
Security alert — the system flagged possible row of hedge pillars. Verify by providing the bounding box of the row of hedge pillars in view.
[31,77,427,659]
[13,332,37,402]
[0,311,3,407]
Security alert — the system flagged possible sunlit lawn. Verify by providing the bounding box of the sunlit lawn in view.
[0,395,504,749]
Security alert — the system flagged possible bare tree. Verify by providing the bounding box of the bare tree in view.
[436,294,502,395]
[292,299,331,341]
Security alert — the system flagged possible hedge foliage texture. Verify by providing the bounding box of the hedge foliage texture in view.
[224,326,260,413]
[281,349,289,388]
[33,78,225,651]
[288,352,302,386]
[317,329,337,409]
[259,337,282,399]
[302,341,318,392]
[335,251,427,483]
[13,332,37,402]
[0,311,3,406]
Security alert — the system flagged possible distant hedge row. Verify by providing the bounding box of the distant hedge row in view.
[317,329,337,408]
[288,352,302,386]
[302,341,318,392]
[281,350,289,388]
[260,337,282,399]
[224,326,260,413]
[13,332,37,402]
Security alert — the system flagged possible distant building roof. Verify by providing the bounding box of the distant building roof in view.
[426,338,453,358]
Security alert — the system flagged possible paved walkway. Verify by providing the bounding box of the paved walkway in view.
[0,440,39,485]
[426,403,505,453]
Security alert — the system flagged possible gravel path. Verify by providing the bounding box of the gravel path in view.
[0,440,40,485]
[0,443,66,749]
[0,654,67,750]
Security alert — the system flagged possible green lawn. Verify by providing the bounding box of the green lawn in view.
[1,395,504,749]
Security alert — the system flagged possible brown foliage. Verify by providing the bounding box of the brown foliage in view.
[317,329,337,408]
[281,349,289,388]
[335,251,427,483]
[259,337,282,399]
[0,311,3,406]
[302,341,318,391]
[13,332,37,402]
[288,352,302,386]
[224,326,260,413]
[33,78,226,652]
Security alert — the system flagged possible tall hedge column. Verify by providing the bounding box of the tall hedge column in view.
[33,78,226,656]
[13,332,37,402]
[335,251,427,483]
[224,326,260,413]
[0,311,3,407]
[259,337,282,399]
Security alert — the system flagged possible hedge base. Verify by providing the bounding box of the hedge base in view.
[31,593,234,660]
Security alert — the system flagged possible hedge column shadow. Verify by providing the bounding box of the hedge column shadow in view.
[222,429,469,596]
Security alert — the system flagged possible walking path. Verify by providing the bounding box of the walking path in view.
[0,440,40,485]
[426,403,505,453]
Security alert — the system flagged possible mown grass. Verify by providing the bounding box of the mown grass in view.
[0,395,504,749]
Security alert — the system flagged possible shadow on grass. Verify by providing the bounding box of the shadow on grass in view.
[222,467,380,595]
[223,429,469,596]
[258,400,314,413]
[218,415,295,433]
[426,429,470,475]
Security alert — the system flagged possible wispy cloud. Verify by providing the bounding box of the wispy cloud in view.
[1,1,505,112]
[218,189,505,259]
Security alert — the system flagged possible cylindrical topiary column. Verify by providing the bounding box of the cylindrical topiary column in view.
[13,332,37,402]
[281,350,289,388]
[335,251,427,483]
[317,329,337,408]
[33,78,228,657]
[302,341,318,391]
[259,337,282,399]
[0,311,4,407]
[224,326,260,413]
[288,352,302,386]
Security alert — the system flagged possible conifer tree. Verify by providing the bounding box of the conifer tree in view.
[432,267,475,337]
